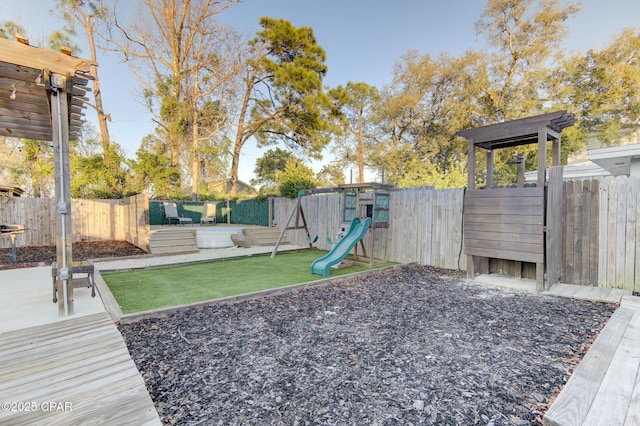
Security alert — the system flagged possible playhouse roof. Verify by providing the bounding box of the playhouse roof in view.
[457,110,576,150]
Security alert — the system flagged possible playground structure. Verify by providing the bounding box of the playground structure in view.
[457,110,576,292]
[271,183,394,275]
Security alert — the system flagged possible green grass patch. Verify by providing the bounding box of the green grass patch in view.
[102,250,389,314]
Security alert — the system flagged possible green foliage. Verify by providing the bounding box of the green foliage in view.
[227,18,339,197]
[251,147,297,193]
[475,0,581,121]
[559,28,640,145]
[396,161,467,190]
[276,158,316,198]
[370,51,474,188]
[368,0,589,188]
[70,140,130,199]
[10,139,54,197]
[128,134,181,199]
[246,17,337,157]
[47,30,80,54]
[315,162,345,188]
[0,21,26,39]
[329,82,379,182]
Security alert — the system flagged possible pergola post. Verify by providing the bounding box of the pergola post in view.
[486,150,494,189]
[466,139,476,280]
[50,73,74,316]
[0,38,94,316]
[537,127,548,188]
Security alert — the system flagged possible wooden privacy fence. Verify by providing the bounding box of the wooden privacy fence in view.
[0,194,149,251]
[2,178,637,290]
[274,176,640,291]
[273,187,465,271]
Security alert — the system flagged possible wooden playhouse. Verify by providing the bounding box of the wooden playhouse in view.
[457,111,576,291]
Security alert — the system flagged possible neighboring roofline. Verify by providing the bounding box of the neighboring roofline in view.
[588,143,640,160]
[588,143,640,176]
[524,163,611,182]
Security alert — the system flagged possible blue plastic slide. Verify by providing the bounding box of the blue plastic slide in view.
[310,217,372,277]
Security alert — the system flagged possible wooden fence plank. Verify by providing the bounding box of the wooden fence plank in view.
[588,179,599,286]
[598,177,610,287]
[573,180,584,285]
[546,167,563,287]
[616,177,629,289]
[625,179,637,290]
[635,177,640,292]
[607,177,618,288]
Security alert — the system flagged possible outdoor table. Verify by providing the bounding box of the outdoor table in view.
[51,261,96,303]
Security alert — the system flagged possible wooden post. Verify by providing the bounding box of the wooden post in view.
[537,127,548,188]
[546,166,564,290]
[50,73,74,316]
[516,154,525,188]
[486,150,494,189]
[549,129,561,166]
[467,140,476,190]
[466,139,476,280]
[271,198,299,258]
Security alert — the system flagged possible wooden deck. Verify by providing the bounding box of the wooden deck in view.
[544,296,640,426]
[0,312,160,425]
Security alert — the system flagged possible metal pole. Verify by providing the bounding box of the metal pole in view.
[10,234,16,264]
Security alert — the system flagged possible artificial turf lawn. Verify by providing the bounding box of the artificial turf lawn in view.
[102,250,387,314]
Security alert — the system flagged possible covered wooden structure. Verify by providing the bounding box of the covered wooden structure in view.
[457,111,575,291]
[0,37,95,315]
[0,185,24,196]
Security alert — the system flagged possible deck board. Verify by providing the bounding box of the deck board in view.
[544,301,640,426]
[582,309,640,424]
[544,308,633,426]
[0,311,160,425]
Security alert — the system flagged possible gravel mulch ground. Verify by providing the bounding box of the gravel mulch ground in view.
[0,241,147,269]
[119,264,615,425]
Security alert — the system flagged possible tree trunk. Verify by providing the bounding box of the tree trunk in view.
[84,14,110,146]
[228,140,243,198]
[191,110,200,201]
[228,75,253,197]
[358,111,365,183]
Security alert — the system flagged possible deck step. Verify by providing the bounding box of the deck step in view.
[148,228,198,255]
[232,227,288,247]
[544,301,640,426]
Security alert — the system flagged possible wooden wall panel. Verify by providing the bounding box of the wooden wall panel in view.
[464,188,545,264]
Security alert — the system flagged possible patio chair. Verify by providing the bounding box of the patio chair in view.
[163,202,193,225]
[200,202,217,225]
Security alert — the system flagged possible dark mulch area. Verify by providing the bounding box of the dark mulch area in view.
[119,264,615,426]
[0,241,147,269]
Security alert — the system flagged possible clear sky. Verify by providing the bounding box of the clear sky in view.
[2,0,639,183]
